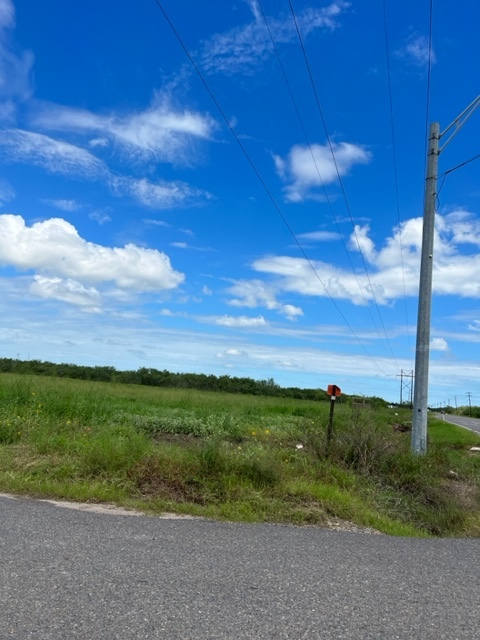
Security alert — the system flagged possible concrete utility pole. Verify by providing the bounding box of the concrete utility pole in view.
[412,96,480,455]
[411,122,439,455]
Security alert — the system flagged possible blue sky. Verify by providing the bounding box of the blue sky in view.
[0,0,479,403]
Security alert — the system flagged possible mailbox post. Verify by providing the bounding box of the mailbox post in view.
[326,385,341,452]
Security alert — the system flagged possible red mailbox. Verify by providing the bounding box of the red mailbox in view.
[327,385,342,397]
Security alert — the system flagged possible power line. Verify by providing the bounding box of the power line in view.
[381,0,413,365]
[287,0,399,370]
[437,151,480,205]
[151,0,389,376]
[257,0,394,360]
[442,152,480,177]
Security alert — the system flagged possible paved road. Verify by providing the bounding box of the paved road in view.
[1,494,479,640]
[434,412,480,435]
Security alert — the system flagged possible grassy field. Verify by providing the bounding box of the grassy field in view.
[0,373,479,537]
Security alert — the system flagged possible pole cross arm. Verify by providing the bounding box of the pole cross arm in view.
[439,95,480,153]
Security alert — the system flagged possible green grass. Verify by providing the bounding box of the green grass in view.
[0,373,479,537]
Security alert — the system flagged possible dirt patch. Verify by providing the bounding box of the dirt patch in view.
[441,480,480,510]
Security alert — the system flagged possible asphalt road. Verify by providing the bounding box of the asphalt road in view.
[1,494,479,639]
[435,412,480,435]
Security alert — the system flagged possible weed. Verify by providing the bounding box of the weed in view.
[0,373,479,536]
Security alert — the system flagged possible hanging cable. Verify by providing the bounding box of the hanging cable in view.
[151,0,390,376]
[257,0,393,357]
[287,0,399,370]
[381,0,413,364]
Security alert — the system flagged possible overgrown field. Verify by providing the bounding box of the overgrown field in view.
[0,373,479,537]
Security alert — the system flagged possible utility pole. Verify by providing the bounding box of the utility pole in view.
[467,392,472,417]
[411,96,480,455]
[398,370,414,407]
[411,122,439,455]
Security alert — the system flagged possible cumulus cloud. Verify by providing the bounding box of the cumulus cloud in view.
[0,215,184,299]
[32,93,216,165]
[251,210,480,305]
[31,275,102,312]
[200,1,350,75]
[274,142,371,202]
[348,224,376,262]
[226,278,303,319]
[431,337,448,352]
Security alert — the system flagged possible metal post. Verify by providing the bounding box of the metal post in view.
[411,122,440,455]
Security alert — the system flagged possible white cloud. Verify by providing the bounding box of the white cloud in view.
[296,230,341,242]
[0,176,14,205]
[43,199,80,212]
[31,275,102,312]
[251,211,480,305]
[431,337,448,352]
[0,214,184,294]
[216,348,248,358]
[115,176,212,209]
[274,142,371,202]
[88,137,109,148]
[0,129,106,178]
[348,224,376,262]
[143,219,170,227]
[0,0,33,120]
[226,278,303,319]
[214,314,267,327]
[32,94,216,165]
[200,1,350,75]
[0,129,211,209]
[202,285,212,295]
[89,210,112,225]
[0,0,14,29]
[396,34,436,68]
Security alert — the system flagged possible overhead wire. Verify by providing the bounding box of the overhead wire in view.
[381,0,414,365]
[256,0,393,357]
[441,152,480,178]
[287,0,400,371]
[437,152,480,204]
[151,0,390,376]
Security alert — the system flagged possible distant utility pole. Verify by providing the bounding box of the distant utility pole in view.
[467,392,473,417]
[412,96,480,455]
[454,396,458,414]
[397,370,414,407]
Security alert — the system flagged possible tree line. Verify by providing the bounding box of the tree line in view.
[0,357,334,401]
